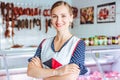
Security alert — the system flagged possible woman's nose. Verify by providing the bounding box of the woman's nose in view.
[56,17,62,23]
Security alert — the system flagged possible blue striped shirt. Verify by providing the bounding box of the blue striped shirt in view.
[29,38,88,75]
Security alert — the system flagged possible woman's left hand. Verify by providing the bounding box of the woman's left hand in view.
[30,56,42,67]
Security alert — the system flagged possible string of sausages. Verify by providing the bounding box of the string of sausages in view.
[16,18,41,30]
[0,2,41,38]
[0,1,78,38]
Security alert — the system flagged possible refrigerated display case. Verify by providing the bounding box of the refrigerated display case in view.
[84,45,120,80]
[0,45,120,80]
[0,48,37,80]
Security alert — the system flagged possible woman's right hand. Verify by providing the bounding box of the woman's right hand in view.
[55,63,80,76]
[44,64,80,80]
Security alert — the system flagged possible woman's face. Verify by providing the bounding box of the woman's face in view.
[51,5,73,31]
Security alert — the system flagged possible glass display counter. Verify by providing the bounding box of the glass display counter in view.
[0,45,120,80]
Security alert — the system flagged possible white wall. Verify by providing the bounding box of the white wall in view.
[71,0,120,38]
[1,0,120,49]
[0,0,72,49]
[0,0,72,7]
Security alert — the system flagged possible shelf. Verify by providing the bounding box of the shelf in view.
[85,58,115,66]
[86,45,120,53]
[0,47,37,55]
[0,67,27,76]
[0,45,120,55]
[86,45,120,50]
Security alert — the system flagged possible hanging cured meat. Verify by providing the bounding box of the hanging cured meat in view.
[1,2,6,24]
[13,7,20,19]
[9,3,14,20]
[1,2,5,16]
[13,7,18,15]
[72,7,78,18]
[43,9,50,16]
[33,18,36,28]
[4,3,14,18]
[30,19,33,29]
[48,19,51,28]
[11,20,15,36]
[34,8,38,15]
[9,3,14,10]
[4,20,10,38]
[17,20,21,30]
[25,19,28,29]
[26,8,30,16]
[39,9,41,15]
[5,3,9,16]
[1,2,44,39]
[47,9,51,16]
[45,18,48,33]
[36,19,41,30]
[29,8,34,16]
[21,19,25,29]
[19,7,23,15]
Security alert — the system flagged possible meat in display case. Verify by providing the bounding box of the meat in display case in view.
[83,45,120,80]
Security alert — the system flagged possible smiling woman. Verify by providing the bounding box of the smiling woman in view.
[27,1,88,80]
[50,1,73,31]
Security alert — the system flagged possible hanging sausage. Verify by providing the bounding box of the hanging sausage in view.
[1,2,5,16]
[43,9,51,17]
[1,2,6,24]
[39,9,41,15]
[4,16,10,38]
[17,19,21,30]
[45,18,48,33]
[26,8,30,16]
[13,7,19,19]
[36,18,41,30]
[33,18,36,28]
[43,9,47,16]
[47,9,51,16]
[11,19,15,37]
[8,3,14,21]
[48,19,51,28]
[5,3,10,16]
[4,22,10,38]
[30,8,34,16]
[21,19,25,29]
[25,19,28,29]
[72,7,78,18]
[34,8,38,15]
[6,3,14,16]
[19,7,23,16]
[30,19,33,29]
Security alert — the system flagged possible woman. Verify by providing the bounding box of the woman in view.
[27,1,88,80]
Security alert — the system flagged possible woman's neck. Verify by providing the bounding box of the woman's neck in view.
[53,31,73,52]
[55,31,72,41]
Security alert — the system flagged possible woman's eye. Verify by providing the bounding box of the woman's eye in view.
[62,15,66,18]
[52,15,57,18]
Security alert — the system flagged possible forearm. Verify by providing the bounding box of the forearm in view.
[27,64,56,78]
[27,57,80,79]
[44,74,79,80]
